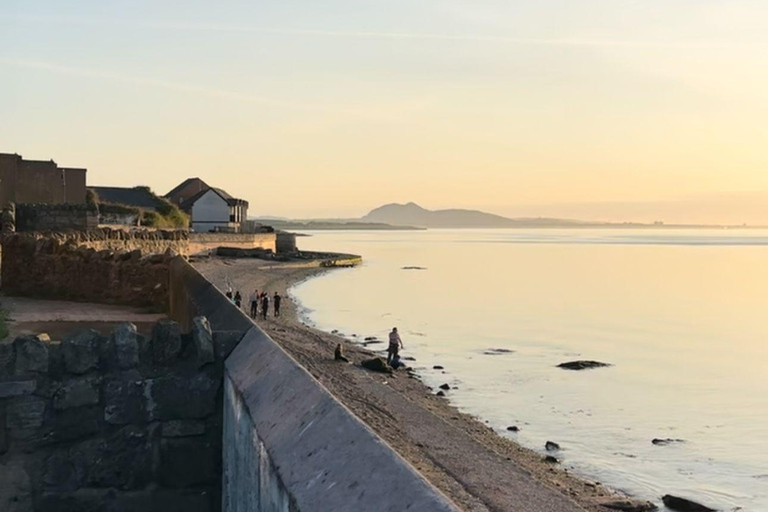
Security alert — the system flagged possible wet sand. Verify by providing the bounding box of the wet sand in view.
[194,257,652,512]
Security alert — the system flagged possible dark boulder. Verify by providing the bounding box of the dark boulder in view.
[436,390,446,397]
[652,438,685,446]
[557,360,611,371]
[112,323,139,370]
[507,426,520,432]
[544,455,559,464]
[661,495,716,512]
[600,499,658,511]
[433,365,444,370]
[545,441,560,451]
[360,358,392,374]
[439,383,451,391]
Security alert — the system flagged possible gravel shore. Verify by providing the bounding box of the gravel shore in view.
[194,257,653,512]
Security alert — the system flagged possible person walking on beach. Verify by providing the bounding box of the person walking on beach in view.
[273,292,282,317]
[387,327,403,365]
[234,291,242,309]
[249,289,259,318]
[261,293,270,320]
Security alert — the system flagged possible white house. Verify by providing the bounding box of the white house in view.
[181,187,249,233]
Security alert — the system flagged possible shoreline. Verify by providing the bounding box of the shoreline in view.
[194,257,655,512]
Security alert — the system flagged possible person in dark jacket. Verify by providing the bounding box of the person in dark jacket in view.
[261,293,270,320]
[273,292,282,317]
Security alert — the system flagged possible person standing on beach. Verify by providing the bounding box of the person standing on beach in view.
[234,291,242,309]
[249,289,259,318]
[273,292,282,317]
[261,293,270,320]
[387,327,404,365]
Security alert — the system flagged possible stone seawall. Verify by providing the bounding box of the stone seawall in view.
[168,258,459,512]
[188,233,277,256]
[0,232,180,310]
[0,318,242,512]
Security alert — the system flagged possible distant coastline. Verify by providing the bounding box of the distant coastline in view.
[255,202,768,231]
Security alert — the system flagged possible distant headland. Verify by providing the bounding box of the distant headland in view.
[254,202,764,230]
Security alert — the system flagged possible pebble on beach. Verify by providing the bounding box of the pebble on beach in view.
[439,383,451,391]
[545,441,561,451]
[557,360,612,371]
[506,426,520,432]
[433,365,444,370]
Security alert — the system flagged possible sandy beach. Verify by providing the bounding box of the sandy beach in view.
[194,257,653,512]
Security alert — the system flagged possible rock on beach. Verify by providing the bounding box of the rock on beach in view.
[661,495,716,512]
[557,360,611,371]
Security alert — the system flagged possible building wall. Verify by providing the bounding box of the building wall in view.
[0,153,20,206]
[63,168,87,203]
[166,178,209,207]
[0,154,87,205]
[192,191,231,233]
[15,203,99,232]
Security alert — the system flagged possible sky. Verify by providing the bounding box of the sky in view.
[2,0,768,223]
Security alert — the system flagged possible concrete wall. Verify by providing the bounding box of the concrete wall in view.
[189,233,277,256]
[165,259,458,512]
[192,191,231,233]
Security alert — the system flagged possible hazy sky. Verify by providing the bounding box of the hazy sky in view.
[3,1,768,223]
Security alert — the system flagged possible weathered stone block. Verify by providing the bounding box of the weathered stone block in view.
[161,420,207,438]
[0,380,37,399]
[71,425,152,490]
[104,378,147,425]
[49,406,102,443]
[54,377,101,410]
[149,375,220,421]
[149,489,213,512]
[37,489,112,512]
[0,342,15,374]
[151,320,182,366]
[112,323,139,370]
[192,317,214,368]
[62,330,100,374]
[13,335,49,374]
[0,462,32,512]
[6,397,46,431]
[158,437,217,488]
[43,451,80,491]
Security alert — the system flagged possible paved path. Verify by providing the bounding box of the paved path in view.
[0,297,165,340]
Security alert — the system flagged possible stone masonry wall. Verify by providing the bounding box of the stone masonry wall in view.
[0,232,182,311]
[188,233,276,256]
[0,317,243,512]
[15,204,98,232]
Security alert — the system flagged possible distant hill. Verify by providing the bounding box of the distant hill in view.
[361,202,589,228]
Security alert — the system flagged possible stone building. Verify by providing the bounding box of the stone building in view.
[0,152,87,206]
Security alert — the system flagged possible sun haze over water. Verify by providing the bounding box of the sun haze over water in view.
[3,0,768,223]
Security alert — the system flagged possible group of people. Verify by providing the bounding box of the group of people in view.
[225,287,281,320]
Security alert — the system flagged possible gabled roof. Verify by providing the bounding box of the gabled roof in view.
[165,177,209,199]
[90,186,164,210]
[179,186,248,210]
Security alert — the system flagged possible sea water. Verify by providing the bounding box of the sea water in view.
[291,229,768,511]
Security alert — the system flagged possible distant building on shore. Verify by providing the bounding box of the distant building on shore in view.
[165,177,210,207]
[90,186,164,212]
[0,152,87,205]
[167,180,249,233]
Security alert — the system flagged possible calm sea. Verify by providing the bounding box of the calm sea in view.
[291,229,768,511]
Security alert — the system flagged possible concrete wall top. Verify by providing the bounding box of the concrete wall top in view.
[225,326,460,512]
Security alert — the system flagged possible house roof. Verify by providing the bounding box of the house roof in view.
[165,177,210,199]
[90,186,164,210]
[180,187,248,210]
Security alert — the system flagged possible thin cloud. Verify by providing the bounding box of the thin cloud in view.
[0,58,329,112]
[11,14,764,49]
